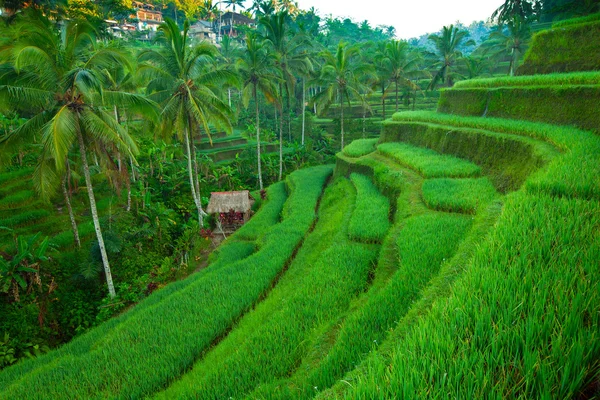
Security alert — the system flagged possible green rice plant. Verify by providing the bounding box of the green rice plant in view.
[332,192,600,399]
[232,181,287,241]
[265,212,472,399]
[377,142,481,178]
[0,210,50,228]
[0,190,35,210]
[152,178,379,400]
[422,178,499,214]
[48,221,96,249]
[0,180,30,197]
[453,71,600,89]
[0,168,33,185]
[437,85,600,133]
[552,12,600,28]
[348,173,390,243]
[391,111,600,199]
[0,166,332,400]
[517,19,600,74]
[342,139,379,158]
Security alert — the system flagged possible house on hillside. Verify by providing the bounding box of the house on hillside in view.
[190,20,217,43]
[132,2,163,32]
[219,12,255,38]
[207,190,255,233]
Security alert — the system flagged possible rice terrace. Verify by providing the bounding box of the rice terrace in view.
[0,0,598,398]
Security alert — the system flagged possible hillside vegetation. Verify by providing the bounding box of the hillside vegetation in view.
[0,10,599,400]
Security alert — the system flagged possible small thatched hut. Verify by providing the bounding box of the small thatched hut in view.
[207,190,254,232]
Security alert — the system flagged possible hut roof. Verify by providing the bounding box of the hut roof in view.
[207,190,253,214]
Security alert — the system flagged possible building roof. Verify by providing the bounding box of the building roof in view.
[207,190,253,214]
[221,12,255,25]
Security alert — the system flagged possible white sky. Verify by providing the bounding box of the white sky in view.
[241,0,502,39]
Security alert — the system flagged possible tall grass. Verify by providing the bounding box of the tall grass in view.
[391,111,600,199]
[342,139,379,158]
[152,178,379,400]
[230,181,287,241]
[0,190,35,209]
[348,173,390,243]
[422,178,499,214]
[454,71,600,89]
[0,168,33,185]
[377,142,481,178]
[260,211,472,399]
[0,209,50,228]
[335,193,600,399]
[0,166,332,400]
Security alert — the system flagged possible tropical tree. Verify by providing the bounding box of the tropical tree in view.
[427,25,475,89]
[0,17,149,298]
[313,42,373,150]
[223,0,245,35]
[373,41,392,120]
[260,10,311,179]
[487,15,531,76]
[382,40,422,112]
[218,34,243,108]
[237,32,279,190]
[138,18,235,229]
[492,0,541,23]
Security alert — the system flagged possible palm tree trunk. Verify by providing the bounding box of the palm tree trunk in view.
[184,127,206,228]
[228,88,232,107]
[340,91,345,151]
[395,80,399,112]
[77,127,116,299]
[278,105,283,181]
[362,99,366,138]
[301,77,306,146]
[382,83,386,120]
[62,174,80,249]
[255,86,263,190]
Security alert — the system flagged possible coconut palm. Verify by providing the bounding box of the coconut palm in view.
[312,42,373,150]
[237,32,279,190]
[138,18,235,228]
[0,16,150,298]
[218,34,243,108]
[487,15,531,76]
[260,10,311,179]
[427,25,475,89]
[223,0,245,36]
[382,40,422,112]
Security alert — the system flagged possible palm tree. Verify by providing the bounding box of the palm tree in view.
[312,42,373,150]
[492,0,540,23]
[223,0,245,36]
[218,34,243,108]
[379,40,422,112]
[237,32,279,190]
[0,17,149,298]
[138,18,235,229]
[373,41,392,120]
[427,25,474,89]
[487,15,531,76]
[260,10,311,179]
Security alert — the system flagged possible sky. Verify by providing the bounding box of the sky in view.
[243,0,502,39]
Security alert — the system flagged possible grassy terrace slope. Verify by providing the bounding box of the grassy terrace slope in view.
[316,108,600,398]
[0,166,332,399]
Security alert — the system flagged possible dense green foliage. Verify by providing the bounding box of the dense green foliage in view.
[341,138,378,158]
[377,142,481,178]
[0,166,331,399]
[154,178,378,399]
[392,111,600,199]
[331,192,600,399]
[453,70,600,88]
[517,19,600,74]
[422,178,499,214]
[438,85,600,133]
[348,173,390,243]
